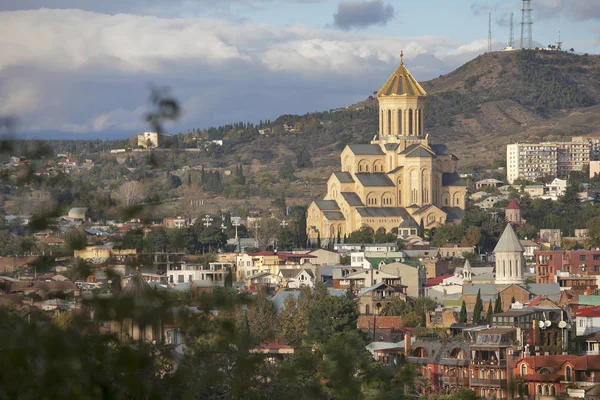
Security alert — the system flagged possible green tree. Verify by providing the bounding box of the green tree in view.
[307,290,358,344]
[458,300,467,323]
[276,227,294,251]
[277,294,304,346]
[473,289,483,323]
[64,229,87,254]
[586,216,600,246]
[346,225,374,243]
[494,294,503,313]
[245,289,278,343]
[279,160,295,180]
[486,300,493,324]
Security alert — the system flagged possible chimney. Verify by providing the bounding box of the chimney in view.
[404,332,411,355]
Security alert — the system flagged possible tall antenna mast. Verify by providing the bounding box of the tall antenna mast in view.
[508,13,514,48]
[556,30,562,51]
[488,12,492,52]
[520,0,533,49]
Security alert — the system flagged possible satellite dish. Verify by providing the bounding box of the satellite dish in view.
[544,320,551,328]
[538,321,545,329]
[558,321,567,329]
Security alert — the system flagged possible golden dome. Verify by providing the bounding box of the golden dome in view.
[376,53,427,98]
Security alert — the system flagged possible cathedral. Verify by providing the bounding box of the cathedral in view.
[306,55,467,242]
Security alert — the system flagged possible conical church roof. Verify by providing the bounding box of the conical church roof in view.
[377,57,427,97]
[493,224,524,253]
[463,259,472,272]
[120,272,162,307]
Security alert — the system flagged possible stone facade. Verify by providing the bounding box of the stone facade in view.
[307,57,466,242]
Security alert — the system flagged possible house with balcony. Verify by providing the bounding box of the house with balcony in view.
[469,328,516,400]
[167,262,233,284]
[356,282,407,315]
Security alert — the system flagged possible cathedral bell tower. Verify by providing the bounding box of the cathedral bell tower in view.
[376,51,427,144]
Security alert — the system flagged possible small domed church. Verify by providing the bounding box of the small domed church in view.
[307,54,467,242]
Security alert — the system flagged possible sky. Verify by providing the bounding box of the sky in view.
[0,0,599,139]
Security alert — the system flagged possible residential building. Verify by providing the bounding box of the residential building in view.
[591,160,600,179]
[474,178,504,189]
[167,262,233,284]
[575,306,600,336]
[514,355,600,398]
[539,229,562,249]
[379,261,426,298]
[356,282,407,315]
[235,251,316,281]
[277,268,314,289]
[535,250,600,284]
[506,143,558,184]
[546,178,568,198]
[438,244,475,259]
[307,57,466,243]
[523,185,546,198]
[507,138,600,184]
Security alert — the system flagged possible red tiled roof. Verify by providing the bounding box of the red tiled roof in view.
[425,273,454,287]
[357,315,403,330]
[257,341,294,350]
[506,201,520,210]
[527,296,542,306]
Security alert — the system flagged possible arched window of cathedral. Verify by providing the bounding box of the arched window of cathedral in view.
[374,160,384,173]
[382,192,394,206]
[330,225,336,238]
[408,109,413,135]
[421,169,429,204]
[367,193,378,206]
[410,169,419,204]
[418,109,423,135]
[397,109,403,135]
[387,109,392,136]
[376,227,386,235]
[358,159,370,173]
[427,214,435,223]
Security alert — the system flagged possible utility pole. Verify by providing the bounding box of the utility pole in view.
[508,12,514,48]
[488,12,492,53]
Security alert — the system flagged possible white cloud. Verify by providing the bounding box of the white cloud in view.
[0,8,492,135]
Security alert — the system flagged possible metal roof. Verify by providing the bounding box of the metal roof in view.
[341,192,365,207]
[357,207,411,218]
[347,144,384,155]
[333,171,355,183]
[314,200,340,211]
[493,224,525,253]
[323,211,345,221]
[354,173,395,187]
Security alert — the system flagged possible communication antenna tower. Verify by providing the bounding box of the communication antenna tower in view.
[488,12,492,52]
[556,30,562,51]
[508,13,514,48]
[520,0,533,49]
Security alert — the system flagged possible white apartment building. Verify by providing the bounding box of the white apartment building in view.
[506,143,558,184]
[168,262,233,284]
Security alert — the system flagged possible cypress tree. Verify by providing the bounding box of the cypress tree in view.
[473,289,483,323]
[458,300,467,323]
[336,231,341,244]
[486,300,493,324]
[317,233,321,248]
[419,219,425,237]
[224,268,233,288]
[511,295,516,304]
[343,233,347,243]
[494,295,503,313]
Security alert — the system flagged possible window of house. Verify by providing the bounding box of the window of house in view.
[594,255,600,261]
[178,275,184,283]
[565,365,572,381]
[580,255,587,261]
[521,364,527,376]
